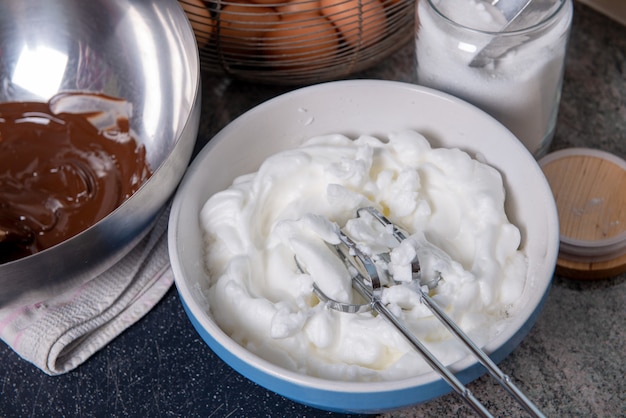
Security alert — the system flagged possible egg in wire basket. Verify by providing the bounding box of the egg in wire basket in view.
[179,0,416,84]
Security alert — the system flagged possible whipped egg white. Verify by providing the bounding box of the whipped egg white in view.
[199,130,527,381]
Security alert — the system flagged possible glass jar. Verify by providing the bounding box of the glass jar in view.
[415,0,573,157]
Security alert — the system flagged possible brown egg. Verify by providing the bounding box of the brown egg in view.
[379,0,403,9]
[320,0,387,49]
[249,0,289,5]
[218,2,280,55]
[264,13,339,70]
[180,0,214,48]
[276,0,321,14]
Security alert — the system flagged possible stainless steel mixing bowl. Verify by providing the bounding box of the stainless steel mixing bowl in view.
[0,0,200,306]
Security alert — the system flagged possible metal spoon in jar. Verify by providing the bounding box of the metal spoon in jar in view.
[469,0,563,67]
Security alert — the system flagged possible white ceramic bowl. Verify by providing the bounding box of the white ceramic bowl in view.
[168,80,559,413]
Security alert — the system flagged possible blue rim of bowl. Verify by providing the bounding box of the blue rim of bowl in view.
[177,287,551,414]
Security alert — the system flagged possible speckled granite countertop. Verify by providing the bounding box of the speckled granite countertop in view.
[1,2,624,417]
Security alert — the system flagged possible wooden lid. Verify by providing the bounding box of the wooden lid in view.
[539,148,626,280]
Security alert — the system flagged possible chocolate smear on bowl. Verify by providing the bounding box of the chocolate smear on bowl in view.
[0,93,152,263]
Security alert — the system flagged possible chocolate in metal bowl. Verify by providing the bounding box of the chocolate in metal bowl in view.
[0,0,200,306]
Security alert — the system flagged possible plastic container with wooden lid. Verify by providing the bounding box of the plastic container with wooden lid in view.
[539,148,626,279]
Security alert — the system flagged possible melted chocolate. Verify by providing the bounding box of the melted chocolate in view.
[0,95,152,263]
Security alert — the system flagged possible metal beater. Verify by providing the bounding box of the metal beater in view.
[296,207,545,418]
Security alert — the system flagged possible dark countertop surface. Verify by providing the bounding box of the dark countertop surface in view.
[1,2,625,417]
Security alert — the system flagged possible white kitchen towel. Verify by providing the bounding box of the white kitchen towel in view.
[0,205,173,375]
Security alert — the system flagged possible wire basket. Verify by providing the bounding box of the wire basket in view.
[179,0,416,85]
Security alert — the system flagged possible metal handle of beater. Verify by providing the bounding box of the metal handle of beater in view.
[355,207,545,418]
[350,276,494,418]
[334,234,492,417]
[415,286,545,418]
